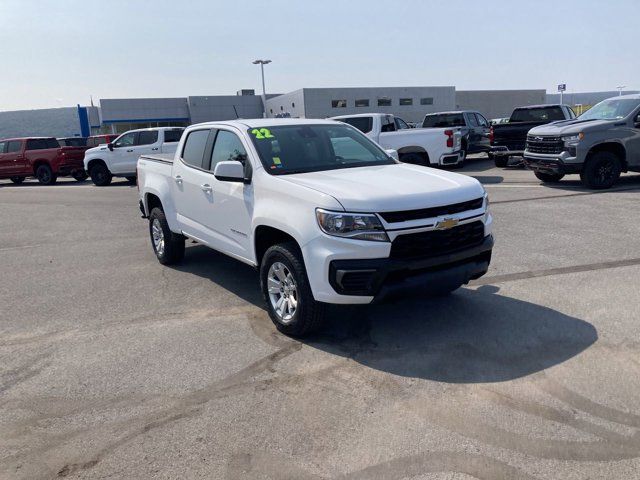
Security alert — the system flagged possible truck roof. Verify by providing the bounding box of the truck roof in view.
[424,111,476,115]
[117,126,184,134]
[330,113,389,119]
[192,118,341,129]
[514,104,567,110]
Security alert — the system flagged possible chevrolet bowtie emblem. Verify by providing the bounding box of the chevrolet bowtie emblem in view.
[435,218,459,230]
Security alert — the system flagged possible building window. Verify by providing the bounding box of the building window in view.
[270,109,273,113]
[420,97,434,105]
[280,106,284,111]
[292,102,295,108]
[377,98,392,107]
[331,99,347,108]
[355,99,369,107]
[399,98,413,106]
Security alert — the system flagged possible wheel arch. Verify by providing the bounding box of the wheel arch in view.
[254,225,301,268]
[31,159,51,175]
[587,142,627,171]
[86,158,108,172]
[397,146,430,165]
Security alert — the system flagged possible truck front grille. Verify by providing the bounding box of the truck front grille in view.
[390,221,485,260]
[379,197,483,223]
[526,136,564,154]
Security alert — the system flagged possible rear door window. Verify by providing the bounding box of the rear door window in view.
[475,113,489,127]
[7,141,22,153]
[0,141,6,154]
[381,115,396,132]
[467,113,479,127]
[137,130,159,146]
[181,129,212,168]
[164,129,184,143]
[395,117,410,130]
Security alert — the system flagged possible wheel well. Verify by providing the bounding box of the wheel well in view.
[254,226,298,266]
[32,160,50,174]
[397,147,430,164]
[87,159,107,172]
[587,143,627,170]
[145,193,163,214]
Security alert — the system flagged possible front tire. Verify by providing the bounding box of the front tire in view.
[580,152,621,189]
[10,176,25,184]
[260,242,326,337]
[89,163,112,186]
[148,207,185,265]
[36,164,57,185]
[534,171,565,183]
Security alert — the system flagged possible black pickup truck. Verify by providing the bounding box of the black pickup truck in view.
[490,104,576,167]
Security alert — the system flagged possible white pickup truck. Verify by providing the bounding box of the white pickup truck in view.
[331,113,463,167]
[84,127,184,186]
[137,119,493,336]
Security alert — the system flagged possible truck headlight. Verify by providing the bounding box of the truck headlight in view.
[562,133,583,146]
[316,209,389,242]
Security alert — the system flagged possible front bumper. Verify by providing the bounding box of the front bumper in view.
[328,235,493,302]
[523,152,582,175]
[491,146,524,157]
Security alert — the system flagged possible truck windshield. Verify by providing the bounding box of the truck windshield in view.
[248,124,394,175]
[579,98,640,121]
[422,114,464,128]
[510,107,565,123]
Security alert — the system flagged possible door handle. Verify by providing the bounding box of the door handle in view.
[126,149,134,152]
[200,183,212,193]
[174,175,183,184]
[151,147,159,151]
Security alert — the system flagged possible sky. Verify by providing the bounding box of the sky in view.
[0,0,638,112]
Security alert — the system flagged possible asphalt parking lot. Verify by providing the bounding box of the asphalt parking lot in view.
[2,158,640,480]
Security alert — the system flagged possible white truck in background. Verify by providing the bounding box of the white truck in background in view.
[331,113,463,167]
[84,127,184,186]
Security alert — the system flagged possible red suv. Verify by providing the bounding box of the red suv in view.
[0,137,87,185]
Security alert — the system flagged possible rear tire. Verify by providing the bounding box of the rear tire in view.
[10,176,25,184]
[148,207,185,265]
[260,242,326,337]
[89,163,112,186]
[494,156,509,168]
[72,170,88,181]
[580,151,621,189]
[36,164,57,185]
[534,171,565,183]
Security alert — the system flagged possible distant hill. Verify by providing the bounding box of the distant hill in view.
[0,107,82,139]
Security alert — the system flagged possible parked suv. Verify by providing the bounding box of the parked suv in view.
[0,137,86,184]
[137,119,493,336]
[422,111,491,159]
[524,95,640,189]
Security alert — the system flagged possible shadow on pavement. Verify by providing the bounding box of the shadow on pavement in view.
[308,284,597,383]
[173,245,598,384]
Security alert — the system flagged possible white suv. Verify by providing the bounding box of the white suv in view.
[137,119,493,336]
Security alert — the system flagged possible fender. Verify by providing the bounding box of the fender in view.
[142,177,180,233]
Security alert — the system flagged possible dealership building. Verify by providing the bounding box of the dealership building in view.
[1,86,635,139]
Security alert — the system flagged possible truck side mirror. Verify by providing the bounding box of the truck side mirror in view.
[214,160,248,183]
[385,149,399,161]
[107,143,114,151]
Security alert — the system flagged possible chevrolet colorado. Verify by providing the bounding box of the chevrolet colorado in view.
[137,119,493,336]
[524,94,640,188]
[331,113,463,167]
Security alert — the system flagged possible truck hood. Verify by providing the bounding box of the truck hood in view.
[85,145,110,155]
[529,119,614,136]
[281,163,485,212]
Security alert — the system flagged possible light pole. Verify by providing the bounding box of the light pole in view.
[253,59,271,117]
[616,85,626,96]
